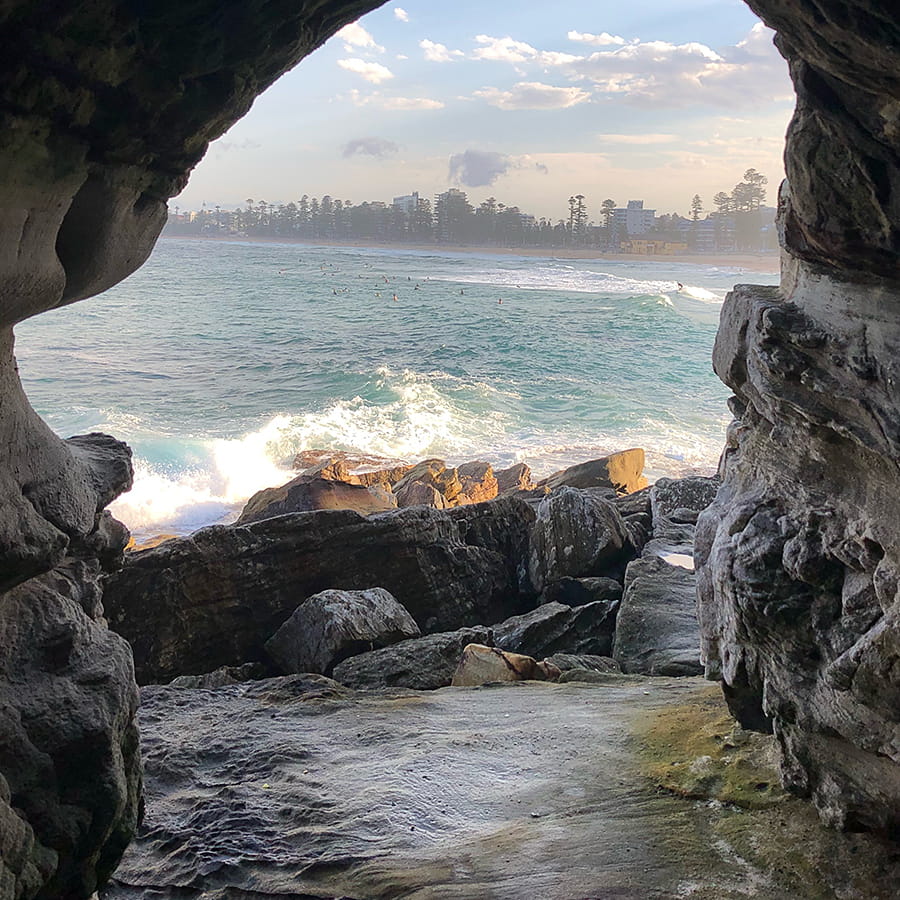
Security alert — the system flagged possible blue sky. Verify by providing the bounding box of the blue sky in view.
[175,0,793,222]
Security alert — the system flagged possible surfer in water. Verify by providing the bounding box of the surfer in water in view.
[676,282,684,292]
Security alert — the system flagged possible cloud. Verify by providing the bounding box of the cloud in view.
[448,149,515,187]
[469,25,791,109]
[600,133,676,145]
[336,22,384,53]
[471,35,578,67]
[420,39,464,62]
[534,162,549,174]
[473,81,590,109]
[338,58,394,84]
[210,138,262,154]
[342,137,400,158]
[348,90,444,110]
[394,7,409,22]
[568,30,627,46]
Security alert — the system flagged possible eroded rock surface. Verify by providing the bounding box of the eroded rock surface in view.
[102,677,900,900]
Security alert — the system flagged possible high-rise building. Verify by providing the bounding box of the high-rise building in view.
[613,200,656,236]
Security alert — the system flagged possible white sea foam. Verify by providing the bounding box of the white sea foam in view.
[110,370,513,535]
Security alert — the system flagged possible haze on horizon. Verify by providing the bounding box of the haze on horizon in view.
[174,0,793,223]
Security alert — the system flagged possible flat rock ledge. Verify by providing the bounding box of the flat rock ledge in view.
[101,676,898,900]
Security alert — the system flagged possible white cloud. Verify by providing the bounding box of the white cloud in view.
[472,26,791,109]
[474,82,590,110]
[394,7,409,22]
[601,133,676,144]
[420,39,464,63]
[348,90,444,110]
[337,22,384,54]
[568,30,627,47]
[338,58,394,84]
[472,35,536,63]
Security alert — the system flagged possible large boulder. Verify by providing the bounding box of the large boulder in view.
[542,576,623,607]
[331,626,494,690]
[493,601,619,660]
[528,487,634,592]
[393,459,463,506]
[264,587,420,676]
[238,474,396,523]
[495,462,535,494]
[614,556,702,677]
[104,501,536,684]
[538,449,648,494]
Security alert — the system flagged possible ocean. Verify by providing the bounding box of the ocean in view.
[15,238,779,538]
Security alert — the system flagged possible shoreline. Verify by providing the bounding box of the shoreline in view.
[162,233,781,275]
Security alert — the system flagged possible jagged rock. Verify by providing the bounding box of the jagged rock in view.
[237,474,396,523]
[528,487,634,592]
[394,480,448,509]
[448,495,536,596]
[538,449,648,494]
[542,576,623,607]
[450,644,560,686]
[493,601,618,660]
[651,476,719,525]
[495,462,535,494]
[331,626,494,690]
[697,279,900,833]
[0,560,140,900]
[265,588,420,676]
[125,533,179,552]
[614,556,702,677]
[168,662,268,688]
[456,460,499,504]
[354,463,414,489]
[612,486,653,552]
[393,459,463,506]
[105,501,535,684]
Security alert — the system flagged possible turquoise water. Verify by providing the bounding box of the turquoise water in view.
[15,238,779,536]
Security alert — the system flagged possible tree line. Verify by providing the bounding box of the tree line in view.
[166,169,772,252]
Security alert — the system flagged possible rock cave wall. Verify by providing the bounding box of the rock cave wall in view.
[0,3,383,897]
[697,0,900,836]
[0,0,898,897]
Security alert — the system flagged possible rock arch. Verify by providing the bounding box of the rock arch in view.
[0,1,897,896]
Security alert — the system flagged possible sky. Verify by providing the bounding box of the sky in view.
[174,0,794,223]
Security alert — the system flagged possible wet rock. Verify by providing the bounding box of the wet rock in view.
[493,601,618,660]
[456,460,499,504]
[332,626,494,690]
[105,502,533,684]
[538,449,648,494]
[265,587,420,676]
[495,461,535,494]
[237,474,396,523]
[528,487,634,592]
[614,556,702,677]
[542,575,623,607]
[450,644,559,686]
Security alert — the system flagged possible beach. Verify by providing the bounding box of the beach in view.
[167,232,781,275]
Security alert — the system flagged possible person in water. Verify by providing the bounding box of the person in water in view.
[676,282,684,291]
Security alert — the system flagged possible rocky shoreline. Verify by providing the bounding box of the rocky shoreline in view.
[105,449,714,690]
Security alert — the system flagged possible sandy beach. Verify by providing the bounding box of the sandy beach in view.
[164,232,781,275]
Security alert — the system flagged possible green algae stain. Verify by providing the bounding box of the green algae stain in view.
[635,684,787,810]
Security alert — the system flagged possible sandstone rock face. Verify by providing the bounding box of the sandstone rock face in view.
[331,625,494,690]
[264,587,420,676]
[104,502,536,684]
[495,462,535,494]
[456,460,499,504]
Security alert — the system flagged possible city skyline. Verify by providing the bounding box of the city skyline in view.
[173,0,794,223]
